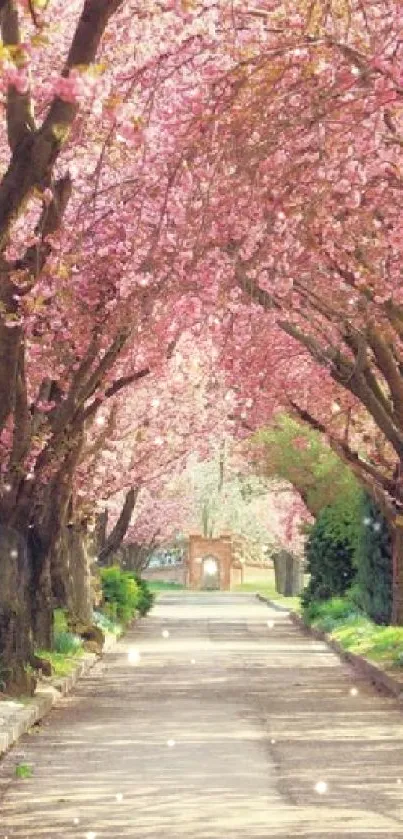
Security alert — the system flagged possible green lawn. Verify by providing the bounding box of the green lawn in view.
[147,581,185,591]
[233,580,302,613]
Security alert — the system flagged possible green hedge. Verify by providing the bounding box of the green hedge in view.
[353,493,392,625]
[302,498,360,608]
[302,490,393,626]
[100,566,154,624]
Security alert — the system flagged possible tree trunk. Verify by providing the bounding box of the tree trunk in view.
[391,513,403,624]
[0,525,35,694]
[29,528,54,650]
[98,487,139,566]
[67,525,93,623]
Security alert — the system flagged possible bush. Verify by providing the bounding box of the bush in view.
[353,493,392,625]
[100,566,140,624]
[128,574,155,616]
[302,498,360,608]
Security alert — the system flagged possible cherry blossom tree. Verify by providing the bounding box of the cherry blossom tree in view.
[164,0,403,620]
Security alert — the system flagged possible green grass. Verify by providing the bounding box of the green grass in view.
[35,648,85,678]
[304,596,403,668]
[54,608,69,633]
[234,580,302,614]
[147,581,185,591]
[15,763,33,779]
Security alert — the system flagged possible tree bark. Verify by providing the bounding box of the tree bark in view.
[98,487,139,565]
[0,525,35,694]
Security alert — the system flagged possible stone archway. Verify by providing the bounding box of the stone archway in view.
[186,535,234,590]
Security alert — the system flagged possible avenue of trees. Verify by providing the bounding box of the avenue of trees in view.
[0,0,401,691]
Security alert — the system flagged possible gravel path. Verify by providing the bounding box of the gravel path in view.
[1,591,403,838]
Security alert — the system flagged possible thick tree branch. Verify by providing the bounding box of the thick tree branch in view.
[98,486,140,565]
[82,367,150,422]
[1,0,35,151]
[289,400,397,516]
[0,0,124,248]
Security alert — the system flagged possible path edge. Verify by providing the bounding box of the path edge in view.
[0,631,119,759]
[256,593,403,701]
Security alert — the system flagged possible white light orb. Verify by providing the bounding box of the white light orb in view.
[128,648,140,665]
[95,415,105,426]
[167,739,176,747]
[350,687,358,697]
[162,629,170,639]
[190,658,196,664]
[270,738,276,744]
[85,832,97,839]
[267,620,275,629]
[204,558,217,576]
[116,792,123,802]
[315,781,328,795]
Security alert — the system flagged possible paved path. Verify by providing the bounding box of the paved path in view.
[1,592,403,838]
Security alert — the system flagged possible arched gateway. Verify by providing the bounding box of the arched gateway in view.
[186,535,238,590]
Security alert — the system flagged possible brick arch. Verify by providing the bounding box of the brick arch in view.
[186,535,234,590]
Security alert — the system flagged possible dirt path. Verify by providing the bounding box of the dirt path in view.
[1,592,403,838]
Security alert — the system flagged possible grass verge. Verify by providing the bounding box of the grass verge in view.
[234,581,302,613]
[147,581,185,591]
[304,597,403,669]
[34,648,85,678]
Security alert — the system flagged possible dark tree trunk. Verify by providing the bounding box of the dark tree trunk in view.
[29,527,54,650]
[98,487,139,566]
[0,525,35,694]
[391,513,403,625]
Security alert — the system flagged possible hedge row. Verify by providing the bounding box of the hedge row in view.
[303,491,392,625]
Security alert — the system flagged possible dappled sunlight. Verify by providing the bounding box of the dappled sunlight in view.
[1,594,403,837]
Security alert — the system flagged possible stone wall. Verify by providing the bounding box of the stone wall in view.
[141,564,186,585]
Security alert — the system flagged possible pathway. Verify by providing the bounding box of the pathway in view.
[1,592,403,838]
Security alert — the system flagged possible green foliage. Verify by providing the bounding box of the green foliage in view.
[147,581,184,590]
[353,493,392,625]
[304,596,403,667]
[53,608,68,634]
[100,567,154,623]
[100,566,140,624]
[128,574,155,616]
[254,415,359,516]
[15,763,33,779]
[53,630,82,655]
[302,496,360,607]
[303,596,360,632]
[93,609,121,636]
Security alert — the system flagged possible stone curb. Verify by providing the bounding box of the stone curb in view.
[256,593,403,701]
[0,631,119,760]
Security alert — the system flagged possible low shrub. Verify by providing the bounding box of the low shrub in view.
[304,595,403,668]
[100,566,140,624]
[54,630,82,655]
[93,609,121,636]
[303,596,360,633]
[128,574,155,616]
